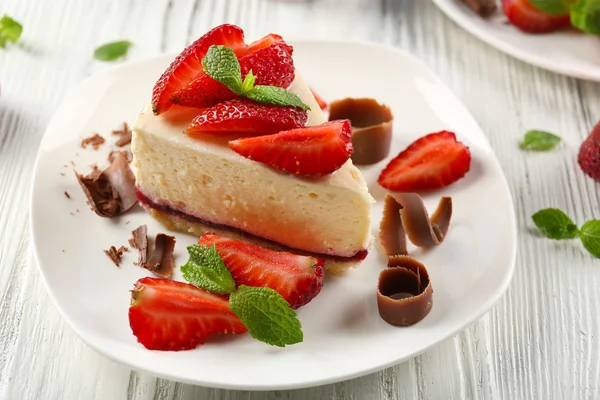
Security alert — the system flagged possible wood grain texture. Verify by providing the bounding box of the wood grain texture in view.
[1,0,599,399]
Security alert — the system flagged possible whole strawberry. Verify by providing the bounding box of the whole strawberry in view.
[578,121,600,182]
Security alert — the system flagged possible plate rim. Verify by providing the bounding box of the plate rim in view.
[431,0,600,82]
[29,39,518,390]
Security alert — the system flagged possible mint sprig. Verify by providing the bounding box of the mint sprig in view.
[181,244,303,346]
[94,40,132,61]
[519,130,562,151]
[532,208,600,258]
[571,0,600,36]
[202,45,310,111]
[181,244,236,295]
[529,0,571,16]
[230,285,303,347]
[0,15,22,48]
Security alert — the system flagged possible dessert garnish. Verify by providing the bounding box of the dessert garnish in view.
[129,241,304,350]
[129,277,247,350]
[0,15,22,48]
[380,193,452,256]
[93,40,133,62]
[114,131,132,147]
[378,131,471,192]
[75,152,136,218]
[310,88,328,110]
[328,98,393,166]
[520,130,561,151]
[501,0,570,33]
[377,255,433,326]
[129,225,176,278]
[184,99,308,137]
[532,208,600,258]
[129,225,148,265]
[80,133,105,150]
[108,150,131,163]
[228,119,353,177]
[104,245,127,267]
[196,233,324,309]
[578,120,600,182]
[460,0,497,17]
[64,191,71,199]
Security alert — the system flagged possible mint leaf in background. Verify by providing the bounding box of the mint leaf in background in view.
[246,85,310,111]
[94,40,132,61]
[202,45,243,95]
[532,208,579,239]
[181,244,236,295]
[0,15,23,48]
[580,220,600,258]
[229,285,303,347]
[571,0,600,36]
[519,130,562,151]
[529,0,571,16]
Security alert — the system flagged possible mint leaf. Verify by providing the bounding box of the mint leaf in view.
[529,0,571,16]
[246,86,310,111]
[94,40,132,61]
[229,285,303,347]
[580,220,600,258]
[181,244,236,295]
[240,70,257,95]
[519,130,562,151]
[571,0,600,36]
[532,208,579,240]
[202,45,243,95]
[0,15,22,48]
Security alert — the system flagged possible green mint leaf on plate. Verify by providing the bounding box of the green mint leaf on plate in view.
[181,244,236,295]
[0,15,23,48]
[580,220,600,258]
[532,208,579,240]
[229,285,303,347]
[519,130,562,151]
[529,0,571,16]
[571,0,600,36]
[94,40,133,61]
[202,45,243,95]
[246,85,310,111]
[240,70,257,95]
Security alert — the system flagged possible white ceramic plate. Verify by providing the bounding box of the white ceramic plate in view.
[432,0,600,81]
[31,41,516,390]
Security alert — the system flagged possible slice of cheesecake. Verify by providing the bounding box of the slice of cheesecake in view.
[131,73,374,260]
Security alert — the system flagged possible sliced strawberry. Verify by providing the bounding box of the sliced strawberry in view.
[129,277,246,350]
[243,33,286,56]
[229,120,353,176]
[578,120,600,182]
[151,24,246,115]
[502,0,570,33]
[378,131,471,191]
[171,42,295,109]
[184,99,308,136]
[198,233,324,309]
[310,88,328,110]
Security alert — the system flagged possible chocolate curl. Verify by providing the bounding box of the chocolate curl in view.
[379,193,452,255]
[377,255,433,326]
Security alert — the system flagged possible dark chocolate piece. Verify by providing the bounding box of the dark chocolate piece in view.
[129,225,148,265]
[328,98,393,165]
[379,195,408,256]
[108,150,132,163]
[64,191,71,199]
[462,0,497,17]
[112,122,132,147]
[81,133,106,150]
[104,245,127,267]
[377,255,433,326]
[103,152,137,211]
[145,233,176,279]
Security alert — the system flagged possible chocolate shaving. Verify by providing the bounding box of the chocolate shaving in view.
[81,133,106,150]
[328,98,393,166]
[108,150,132,163]
[64,191,71,199]
[129,225,175,279]
[104,245,127,267]
[377,255,433,326]
[112,122,132,147]
[75,152,137,218]
[461,0,497,17]
[379,193,452,256]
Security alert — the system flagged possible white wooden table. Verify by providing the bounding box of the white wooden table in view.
[2,0,599,399]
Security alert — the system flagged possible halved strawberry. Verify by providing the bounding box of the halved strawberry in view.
[502,0,571,33]
[151,24,246,115]
[310,88,328,110]
[198,233,324,309]
[378,131,471,191]
[578,120,600,182]
[228,120,353,176]
[184,99,308,136]
[171,41,295,109]
[129,277,246,350]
